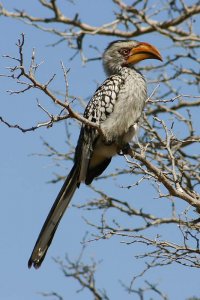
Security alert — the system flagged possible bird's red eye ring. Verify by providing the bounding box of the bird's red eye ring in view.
[119,48,131,56]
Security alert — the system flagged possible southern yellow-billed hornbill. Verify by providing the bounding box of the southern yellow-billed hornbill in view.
[28,40,162,269]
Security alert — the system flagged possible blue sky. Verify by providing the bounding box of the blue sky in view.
[0,1,200,300]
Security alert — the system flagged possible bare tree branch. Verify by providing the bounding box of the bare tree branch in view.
[1,1,200,299]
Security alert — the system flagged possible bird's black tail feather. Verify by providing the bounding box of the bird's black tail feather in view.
[28,164,79,269]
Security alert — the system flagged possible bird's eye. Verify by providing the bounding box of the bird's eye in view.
[119,48,131,56]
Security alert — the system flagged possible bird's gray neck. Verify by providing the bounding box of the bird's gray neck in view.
[103,61,121,76]
[103,63,138,77]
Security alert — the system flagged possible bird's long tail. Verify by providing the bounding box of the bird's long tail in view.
[28,164,79,269]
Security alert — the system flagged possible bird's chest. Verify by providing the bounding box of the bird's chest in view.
[101,72,147,144]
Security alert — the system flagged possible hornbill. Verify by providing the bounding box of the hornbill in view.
[28,40,162,269]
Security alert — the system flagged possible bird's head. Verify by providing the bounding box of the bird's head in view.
[103,40,162,75]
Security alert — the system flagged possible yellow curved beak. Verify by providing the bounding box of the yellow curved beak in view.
[126,42,162,65]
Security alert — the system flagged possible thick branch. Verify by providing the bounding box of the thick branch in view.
[127,148,200,211]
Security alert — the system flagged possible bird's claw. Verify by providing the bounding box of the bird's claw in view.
[118,143,131,156]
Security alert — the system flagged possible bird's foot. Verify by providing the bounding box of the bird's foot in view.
[118,143,131,156]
